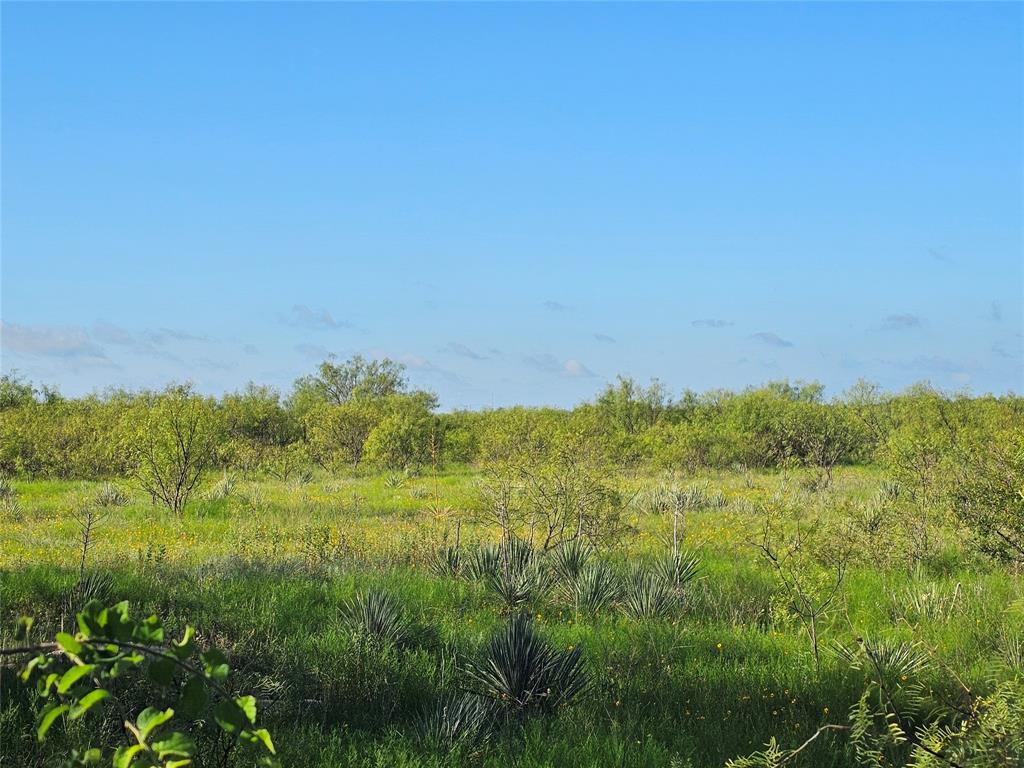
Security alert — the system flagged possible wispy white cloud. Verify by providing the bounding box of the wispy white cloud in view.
[524,353,595,378]
[751,331,793,348]
[1,321,114,368]
[403,354,466,385]
[93,321,183,361]
[542,300,571,312]
[280,304,350,330]
[879,313,922,331]
[443,342,487,360]
[692,318,733,328]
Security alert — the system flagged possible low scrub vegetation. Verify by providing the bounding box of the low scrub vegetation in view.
[1,361,1021,766]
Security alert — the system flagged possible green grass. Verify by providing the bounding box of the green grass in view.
[1,466,1020,767]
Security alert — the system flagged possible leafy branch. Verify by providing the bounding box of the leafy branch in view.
[2,600,278,768]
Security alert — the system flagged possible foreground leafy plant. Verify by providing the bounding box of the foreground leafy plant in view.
[3,600,277,767]
[728,637,1024,768]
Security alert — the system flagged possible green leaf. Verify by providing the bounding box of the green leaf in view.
[213,700,246,734]
[20,654,45,682]
[107,601,134,641]
[136,706,174,740]
[179,676,208,718]
[56,632,82,655]
[111,653,145,678]
[39,671,60,696]
[152,731,196,759]
[235,695,257,725]
[171,626,195,660]
[14,615,33,642]
[57,664,94,694]
[133,614,164,644]
[200,649,229,681]
[69,688,110,720]
[148,656,176,686]
[112,744,145,768]
[37,702,68,741]
[248,727,275,754]
[76,601,105,638]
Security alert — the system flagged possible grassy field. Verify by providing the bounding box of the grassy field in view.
[2,466,1021,767]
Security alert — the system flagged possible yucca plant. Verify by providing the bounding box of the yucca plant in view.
[0,494,23,522]
[0,472,15,500]
[428,544,463,578]
[621,564,675,620]
[465,614,588,721]
[205,471,236,502]
[656,551,701,592]
[94,481,129,507]
[549,538,593,583]
[875,479,902,505]
[415,692,491,754]
[483,539,551,612]
[832,638,931,680]
[73,570,114,607]
[998,630,1024,673]
[0,474,21,520]
[341,589,413,647]
[573,561,621,614]
[466,544,501,580]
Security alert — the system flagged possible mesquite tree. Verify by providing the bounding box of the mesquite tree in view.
[134,385,217,517]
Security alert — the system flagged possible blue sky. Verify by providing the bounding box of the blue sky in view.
[2,2,1021,408]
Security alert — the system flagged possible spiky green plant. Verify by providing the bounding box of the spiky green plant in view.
[621,564,675,620]
[465,544,497,580]
[94,482,129,507]
[656,551,701,592]
[0,494,23,521]
[549,539,593,583]
[341,589,412,647]
[573,561,621,614]
[464,614,588,721]
[0,472,15,500]
[0,474,20,520]
[428,544,463,578]
[415,692,491,754]
[483,539,551,612]
[72,570,114,608]
[205,471,236,501]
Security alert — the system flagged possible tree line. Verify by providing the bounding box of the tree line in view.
[1,356,1021,503]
